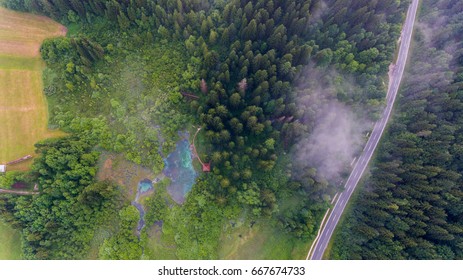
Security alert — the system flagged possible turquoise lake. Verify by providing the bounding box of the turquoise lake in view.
[163,139,197,204]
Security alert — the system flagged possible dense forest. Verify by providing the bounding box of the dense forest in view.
[0,136,121,259]
[332,0,463,259]
[0,0,416,259]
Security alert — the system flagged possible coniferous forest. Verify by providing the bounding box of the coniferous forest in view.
[331,0,463,259]
[0,0,462,260]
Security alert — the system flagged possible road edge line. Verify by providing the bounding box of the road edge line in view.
[306,208,330,260]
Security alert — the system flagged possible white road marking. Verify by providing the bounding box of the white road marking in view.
[330,193,339,204]
[368,144,373,152]
[306,208,331,260]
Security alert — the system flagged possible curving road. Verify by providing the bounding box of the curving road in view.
[308,0,420,260]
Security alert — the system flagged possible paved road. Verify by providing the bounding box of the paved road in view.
[308,0,420,260]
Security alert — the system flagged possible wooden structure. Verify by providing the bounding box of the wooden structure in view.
[6,155,32,165]
[202,162,211,172]
[181,91,199,99]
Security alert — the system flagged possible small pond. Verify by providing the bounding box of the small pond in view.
[138,178,153,195]
[132,178,153,235]
[163,139,198,204]
[132,201,146,234]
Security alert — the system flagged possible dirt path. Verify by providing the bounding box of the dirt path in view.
[0,188,38,195]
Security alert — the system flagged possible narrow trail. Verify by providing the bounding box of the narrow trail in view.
[0,188,38,195]
[191,126,210,171]
[192,127,205,166]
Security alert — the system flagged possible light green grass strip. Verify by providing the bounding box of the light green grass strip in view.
[0,219,21,259]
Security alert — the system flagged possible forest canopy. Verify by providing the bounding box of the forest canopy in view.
[4,0,459,261]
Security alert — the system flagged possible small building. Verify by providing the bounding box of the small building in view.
[0,165,6,173]
[202,163,211,172]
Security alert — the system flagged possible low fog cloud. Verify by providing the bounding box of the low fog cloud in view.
[295,102,364,184]
[292,0,460,186]
[308,1,328,25]
[293,66,369,185]
[407,4,458,92]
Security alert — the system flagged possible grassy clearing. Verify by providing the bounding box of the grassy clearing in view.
[0,56,43,70]
[0,69,64,169]
[0,219,21,259]
[0,7,66,170]
[142,224,178,260]
[219,222,311,260]
[140,178,177,260]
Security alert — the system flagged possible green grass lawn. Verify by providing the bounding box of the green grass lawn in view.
[0,7,65,170]
[219,222,311,260]
[0,220,21,259]
[141,224,178,260]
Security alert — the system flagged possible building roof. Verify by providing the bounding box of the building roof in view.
[0,165,6,173]
[202,163,211,172]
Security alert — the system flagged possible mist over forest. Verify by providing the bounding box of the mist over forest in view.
[332,0,463,260]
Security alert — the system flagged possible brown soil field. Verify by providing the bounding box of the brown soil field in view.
[0,7,66,57]
[97,152,155,200]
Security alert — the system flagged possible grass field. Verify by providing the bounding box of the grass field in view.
[219,223,311,260]
[0,7,66,170]
[0,219,21,259]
